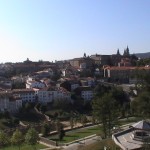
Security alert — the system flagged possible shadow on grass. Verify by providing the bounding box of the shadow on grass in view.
[77,131,90,134]
[65,135,79,138]
[88,128,99,131]
[49,138,58,141]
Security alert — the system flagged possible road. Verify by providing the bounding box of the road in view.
[62,136,101,150]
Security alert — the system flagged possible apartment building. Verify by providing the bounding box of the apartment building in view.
[38,87,71,104]
[13,89,37,103]
[26,77,46,89]
[104,66,150,83]
[0,91,22,112]
[38,87,57,104]
[70,57,94,70]
[74,86,93,101]
[90,54,111,66]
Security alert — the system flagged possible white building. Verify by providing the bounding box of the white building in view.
[57,87,71,101]
[80,77,95,87]
[75,86,93,101]
[13,89,37,103]
[26,77,46,89]
[9,95,22,112]
[71,83,80,91]
[81,90,93,101]
[38,87,57,104]
[38,87,71,104]
[0,91,22,112]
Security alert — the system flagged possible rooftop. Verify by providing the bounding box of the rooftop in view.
[113,120,150,150]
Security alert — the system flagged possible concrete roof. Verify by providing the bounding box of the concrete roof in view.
[131,120,150,130]
[112,121,150,150]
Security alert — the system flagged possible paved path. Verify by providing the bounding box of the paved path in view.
[39,141,58,150]
[62,136,102,150]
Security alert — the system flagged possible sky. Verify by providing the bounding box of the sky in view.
[0,0,150,63]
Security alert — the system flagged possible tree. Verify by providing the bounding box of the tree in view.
[131,91,150,118]
[55,119,63,132]
[94,84,111,97]
[41,123,51,136]
[92,94,119,138]
[24,102,32,112]
[25,128,39,150]
[40,105,47,113]
[111,87,129,117]
[0,131,10,147]
[3,110,10,119]
[130,54,138,66]
[91,116,96,124]
[12,82,26,89]
[58,126,65,141]
[80,115,87,127]
[11,129,24,150]
[70,117,74,129]
[52,99,71,111]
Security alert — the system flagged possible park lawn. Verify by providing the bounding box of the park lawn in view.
[0,143,48,150]
[50,125,103,143]
[49,116,144,144]
[118,116,143,126]
[77,138,120,150]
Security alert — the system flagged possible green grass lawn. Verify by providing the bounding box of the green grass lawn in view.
[48,116,144,144]
[49,125,103,143]
[0,143,47,150]
[118,116,143,126]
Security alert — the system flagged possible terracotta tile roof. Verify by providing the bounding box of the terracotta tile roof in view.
[106,66,150,70]
[12,89,35,93]
[38,87,56,91]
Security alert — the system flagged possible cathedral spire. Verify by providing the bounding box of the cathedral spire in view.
[117,49,120,55]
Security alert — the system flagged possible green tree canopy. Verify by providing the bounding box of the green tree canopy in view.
[58,126,65,141]
[131,91,150,118]
[80,115,87,127]
[25,128,39,145]
[41,123,51,136]
[92,94,119,138]
[11,129,24,150]
[0,130,10,147]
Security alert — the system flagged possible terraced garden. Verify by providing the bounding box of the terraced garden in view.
[49,125,102,143]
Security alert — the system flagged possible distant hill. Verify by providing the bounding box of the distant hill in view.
[134,52,150,59]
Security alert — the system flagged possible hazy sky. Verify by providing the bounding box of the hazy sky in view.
[0,0,150,62]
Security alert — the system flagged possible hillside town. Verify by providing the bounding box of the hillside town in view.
[0,47,150,150]
[0,47,149,113]
[0,47,150,112]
